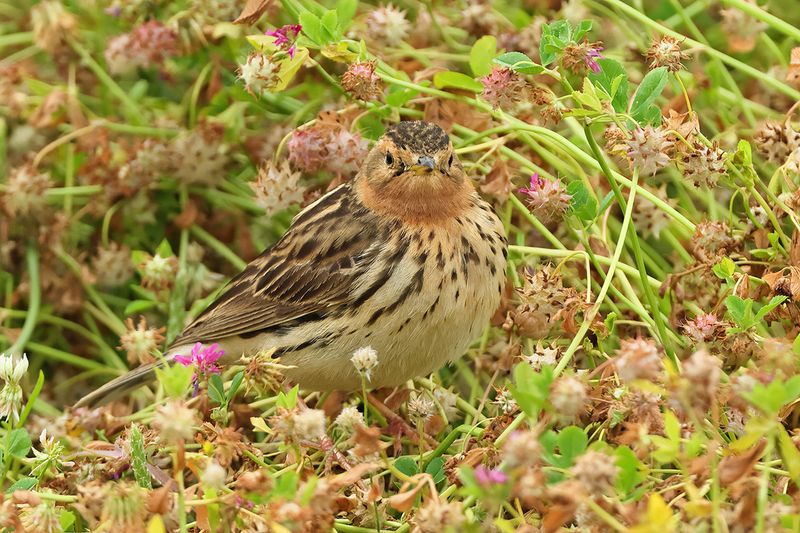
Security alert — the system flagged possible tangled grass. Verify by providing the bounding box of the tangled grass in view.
[2,0,800,531]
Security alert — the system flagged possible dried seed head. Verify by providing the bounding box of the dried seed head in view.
[100,481,146,531]
[614,338,663,383]
[351,346,379,382]
[754,121,800,166]
[408,393,436,422]
[412,499,466,532]
[31,0,78,53]
[138,253,178,292]
[502,430,542,469]
[517,173,572,224]
[690,221,737,263]
[92,243,135,289]
[288,122,369,176]
[171,124,230,186]
[250,160,305,216]
[341,61,382,101]
[237,52,280,95]
[153,400,198,442]
[625,126,673,176]
[366,4,410,46]
[679,141,727,188]
[460,2,500,37]
[645,36,689,72]
[570,451,619,494]
[21,501,61,533]
[1,165,54,220]
[493,388,518,414]
[481,67,528,110]
[550,375,588,420]
[119,316,165,366]
[682,349,722,410]
[104,21,178,76]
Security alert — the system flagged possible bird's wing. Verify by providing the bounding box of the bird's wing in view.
[171,184,383,347]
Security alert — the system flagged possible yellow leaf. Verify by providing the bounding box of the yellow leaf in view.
[147,516,166,533]
[321,42,358,63]
[647,493,675,528]
[684,500,712,518]
[270,522,293,533]
[250,417,270,433]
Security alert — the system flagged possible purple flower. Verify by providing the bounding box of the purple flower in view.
[584,46,603,74]
[518,172,546,195]
[266,24,302,58]
[175,342,224,394]
[474,465,508,486]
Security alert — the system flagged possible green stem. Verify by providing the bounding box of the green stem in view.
[555,169,640,376]
[8,245,40,355]
[584,125,675,361]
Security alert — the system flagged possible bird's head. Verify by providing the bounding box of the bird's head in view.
[356,121,472,223]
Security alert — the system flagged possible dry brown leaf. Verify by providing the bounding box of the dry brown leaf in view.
[352,424,389,457]
[787,48,800,89]
[329,462,380,490]
[719,440,766,486]
[385,473,436,513]
[233,0,274,24]
[791,229,800,267]
[762,267,800,301]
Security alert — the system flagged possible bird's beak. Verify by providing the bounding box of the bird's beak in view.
[410,155,436,175]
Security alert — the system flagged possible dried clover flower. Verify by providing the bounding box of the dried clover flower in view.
[625,126,673,176]
[153,400,198,442]
[550,375,588,420]
[407,393,436,422]
[561,40,604,74]
[754,121,800,166]
[237,52,280,95]
[366,4,411,46]
[571,451,618,494]
[1,165,54,220]
[614,338,662,383]
[138,253,178,291]
[119,317,165,366]
[690,221,737,262]
[341,61,382,101]
[517,173,572,224]
[481,67,528,110]
[250,160,305,216]
[645,36,689,72]
[679,141,727,188]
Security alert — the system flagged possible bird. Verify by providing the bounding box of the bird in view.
[76,120,507,407]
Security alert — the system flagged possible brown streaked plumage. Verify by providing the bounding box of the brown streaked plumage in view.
[76,121,507,407]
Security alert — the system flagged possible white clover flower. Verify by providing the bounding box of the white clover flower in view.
[0,353,28,423]
[201,460,227,490]
[351,346,378,382]
[237,52,280,95]
[334,405,365,433]
[0,352,27,383]
[291,409,326,442]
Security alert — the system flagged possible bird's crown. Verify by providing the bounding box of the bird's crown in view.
[384,121,450,154]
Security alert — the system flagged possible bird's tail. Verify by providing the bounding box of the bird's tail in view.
[74,360,164,408]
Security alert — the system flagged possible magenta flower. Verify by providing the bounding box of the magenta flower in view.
[266,24,302,58]
[175,342,224,394]
[518,172,546,195]
[474,465,508,486]
[584,46,603,73]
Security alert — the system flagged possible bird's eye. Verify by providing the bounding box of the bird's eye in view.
[447,154,454,167]
[385,152,394,165]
